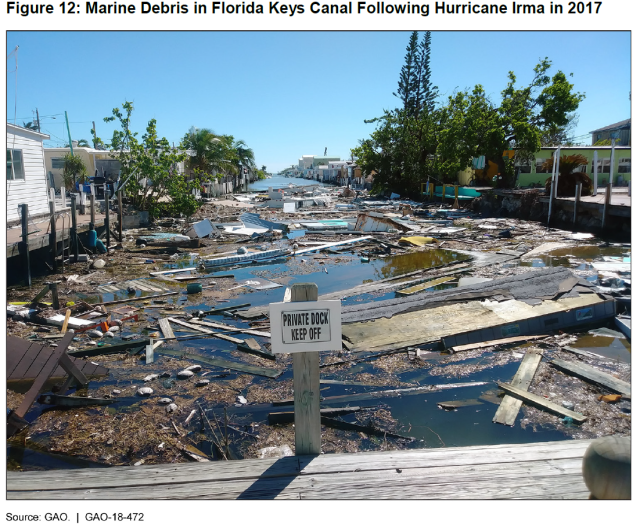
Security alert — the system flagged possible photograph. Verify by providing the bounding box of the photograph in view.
[5,27,632,505]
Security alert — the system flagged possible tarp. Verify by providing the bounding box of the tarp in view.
[398,236,436,246]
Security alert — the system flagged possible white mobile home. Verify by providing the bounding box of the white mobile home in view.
[6,123,51,223]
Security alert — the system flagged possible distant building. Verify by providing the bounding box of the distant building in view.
[590,119,630,146]
[44,147,120,190]
[515,146,631,188]
[45,147,188,190]
[7,123,51,223]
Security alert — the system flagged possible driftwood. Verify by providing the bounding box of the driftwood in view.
[320,417,414,441]
[496,381,587,423]
[551,358,630,396]
[67,338,150,358]
[38,394,117,407]
[268,407,362,424]
[155,348,283,379]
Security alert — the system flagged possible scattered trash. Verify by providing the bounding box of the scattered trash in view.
[137,387,154,397]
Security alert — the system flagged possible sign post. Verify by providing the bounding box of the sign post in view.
[270,283,341,455]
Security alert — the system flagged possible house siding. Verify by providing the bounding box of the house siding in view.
[7,125,50,222]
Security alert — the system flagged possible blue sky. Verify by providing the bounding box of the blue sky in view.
[6,31,630,172]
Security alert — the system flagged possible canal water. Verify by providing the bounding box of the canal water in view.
[8,239,630,468]
[247,175,328,192]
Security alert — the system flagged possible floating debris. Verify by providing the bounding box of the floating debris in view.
[137,387,154,397]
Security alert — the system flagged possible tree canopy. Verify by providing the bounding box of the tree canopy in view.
[352,32,585,195]
[93,101,206,219]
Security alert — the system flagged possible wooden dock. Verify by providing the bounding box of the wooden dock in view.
[7,439,594,499]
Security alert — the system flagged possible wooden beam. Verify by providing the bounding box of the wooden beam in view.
[268,407,362,424]
[551,358,630,396]
[320,381,488,405]
[155,348,283,379]
[167,317,244,344]
[496,381,587,423]
[60,310,71,334]
[190,318,270,338]
[67,338,150,358]
[149,267,197,276]
[205,303,252,315]
[236,338,275,361]
[438,399,483,410]
[450,335,545,354]
[493,348,543,426]
[395,276,457,297]
[158,318,175,340]
[94,291,180,306]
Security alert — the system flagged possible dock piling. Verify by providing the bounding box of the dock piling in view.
[70,194,79,262]
[117,190,123,242]
[573,183,582,230]
[49,281,60,310]
[20,203,31,287]
[49,201,58,272]
[105,184,110,250]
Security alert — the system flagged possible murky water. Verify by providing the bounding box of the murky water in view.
[571,333,631,363]
[8,241,630,469]
[247,175,328,192]
[520,244,630,271]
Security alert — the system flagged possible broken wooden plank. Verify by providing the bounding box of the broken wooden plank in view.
[395,276,457,297]
[236,339,275,361]
[149,267,197,277]
[30,285,51,306]
[438,399,483,410]
[168,317,244,345]
[158,318,175,340]
[320,417,414,441]
[561,346,607,360]
[450,335,546,354]
[95,291,180,306]
[205,303,252,315]
[496,381,587,423]
[268,407,362,424]
[60,310,72,334]
[493,348,544,426]
[551,358,630,396]
[319,379,377,387]
[190,318,270,338]
[67,338,150,358]
[319,382,488,405]
[155,348,283,379]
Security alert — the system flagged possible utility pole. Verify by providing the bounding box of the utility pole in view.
[65,111,74,156]
[35,108,41,133]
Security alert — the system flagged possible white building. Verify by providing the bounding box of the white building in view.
[7,123,51,223]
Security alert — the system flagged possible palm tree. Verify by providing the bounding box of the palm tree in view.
[65,138,91,148]
[234,139,255,172]
[181,127,220,173]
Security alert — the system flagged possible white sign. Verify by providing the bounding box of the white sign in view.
[269,300,342,354]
